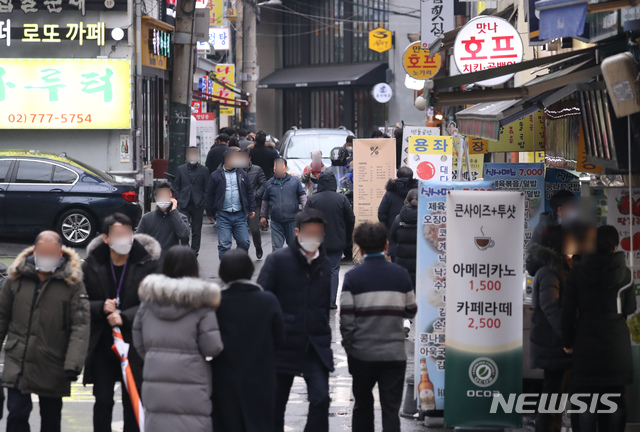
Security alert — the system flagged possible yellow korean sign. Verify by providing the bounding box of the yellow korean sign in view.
[212,64,235,116]
[369,27,392,53]
[486,111,544,153]
[408,136,454,155]
[453,151,484,181]
[0,58,131,129]
[468,137,488,154]
[208,0,224,25]
[402,42,441,80]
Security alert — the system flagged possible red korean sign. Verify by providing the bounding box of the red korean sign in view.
[453,16,523,87]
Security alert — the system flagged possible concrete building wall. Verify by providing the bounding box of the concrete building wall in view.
[255,8,283,138]
[387,0,425,127]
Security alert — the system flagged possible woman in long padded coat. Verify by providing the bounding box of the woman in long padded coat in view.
[132,246,223,432]
[211,249,284,432]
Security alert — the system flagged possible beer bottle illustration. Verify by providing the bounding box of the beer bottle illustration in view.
[419,358,436,411]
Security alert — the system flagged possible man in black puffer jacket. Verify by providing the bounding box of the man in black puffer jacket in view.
[239,149,267,259]
[306,171,355,308]
[390,189,418,287]
[377,167,418,261]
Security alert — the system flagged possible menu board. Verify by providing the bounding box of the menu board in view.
[353,138,397,260]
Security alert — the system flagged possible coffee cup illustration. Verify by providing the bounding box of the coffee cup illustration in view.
[475,227,495,251]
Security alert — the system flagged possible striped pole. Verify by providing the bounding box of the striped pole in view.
[112,326,145,432]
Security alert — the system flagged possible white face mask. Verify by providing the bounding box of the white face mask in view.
[109,236,133,255]
[156,201,171,211]
[188,158,199,165]
[299,238,322,253]
[35,254,61,273]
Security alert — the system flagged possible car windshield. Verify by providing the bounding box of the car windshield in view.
[68,158,115,182]
[286,134,348,159]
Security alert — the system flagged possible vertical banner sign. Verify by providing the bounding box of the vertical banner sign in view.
[420,0,454,49]
[407,136,454,182]
[445,191,524,428]
[353,138,396,260]
[119,134,131,163]
[608,188,640,341]
[484,163,545,249]
[208,0,223,25]
[401,126,439,167]
[212,64,235,115]
[415,180,494,412]
[194,112,217,164]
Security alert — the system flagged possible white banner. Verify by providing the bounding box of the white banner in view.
[401,125,439,168]
[420,0,454,49]
[445,191,524,353]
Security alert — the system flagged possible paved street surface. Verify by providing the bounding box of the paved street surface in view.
[0,224,537,431]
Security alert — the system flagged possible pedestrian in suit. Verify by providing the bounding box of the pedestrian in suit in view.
[173,147,210,255]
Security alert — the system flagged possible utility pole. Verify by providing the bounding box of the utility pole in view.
[242,0,257,131]
[236,2,244,126]
[168,0,197,177]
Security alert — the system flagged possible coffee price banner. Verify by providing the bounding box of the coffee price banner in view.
[415,180,494,412]
[445,191,524,428]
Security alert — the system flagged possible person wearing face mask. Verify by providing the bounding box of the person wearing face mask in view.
[136,182,191,254]
[257,209,334,432]
[0,230,89,432]
[82,213,161,432]
[173,146,210,256]
[340,222,417,432]
[205,150,256,260]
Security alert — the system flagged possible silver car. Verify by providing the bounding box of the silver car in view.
[278,127,355,176]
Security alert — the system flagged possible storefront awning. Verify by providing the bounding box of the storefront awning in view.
[536,0,588,40]
[257,62,387,89]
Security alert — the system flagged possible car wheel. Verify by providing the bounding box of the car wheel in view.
[57,209,95,248]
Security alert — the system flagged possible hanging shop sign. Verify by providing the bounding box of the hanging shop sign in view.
[468,137,489,154]
[415,180,494,412]
[208,26,229,50]
[368,27,392,53]
[420,0,454,49]
[407,135,453,182]
[142,17,173,70]
[0,0,126,15]
[207,0,223,25]
[372,82,392,103]
[212,63,234,115]
[453,16,524,87]
[402,41,442,80]
[480,112,544,153]
[445,190,524,428]
[0,58,131,129]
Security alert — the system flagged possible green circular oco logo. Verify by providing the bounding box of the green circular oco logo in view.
[468,357,498,388]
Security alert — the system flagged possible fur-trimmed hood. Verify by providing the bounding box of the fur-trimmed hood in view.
[385,178,419,197]
[139,274,221,312]
[86,233,162,262]
[526,243,566,277]
[8,245,83,286]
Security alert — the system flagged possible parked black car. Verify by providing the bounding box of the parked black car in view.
[0,150,142,247]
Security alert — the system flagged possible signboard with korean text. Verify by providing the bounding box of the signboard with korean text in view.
[484,163,545,250]
[468,137,488,154]
[415,180,494,411]
[0,58,131,129]
[401,125,439,167]
[195,112,217,165]
[544,168,580,212]
[208,26,229,50]
[420,0,454,49]
[142,17,172,70]
[372,82,392,103]
[608,189,640,344]
[452,150,484,181]
[207,0,223,25]
[368,27,392,53]
[445,191,524,428]
[407,135,453,182]
[453,16,524,87]
[402,41,442,80]
[212,63,234,116]
[0,0,126,15]
[0,20,115,48]
[485,112,543,153]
